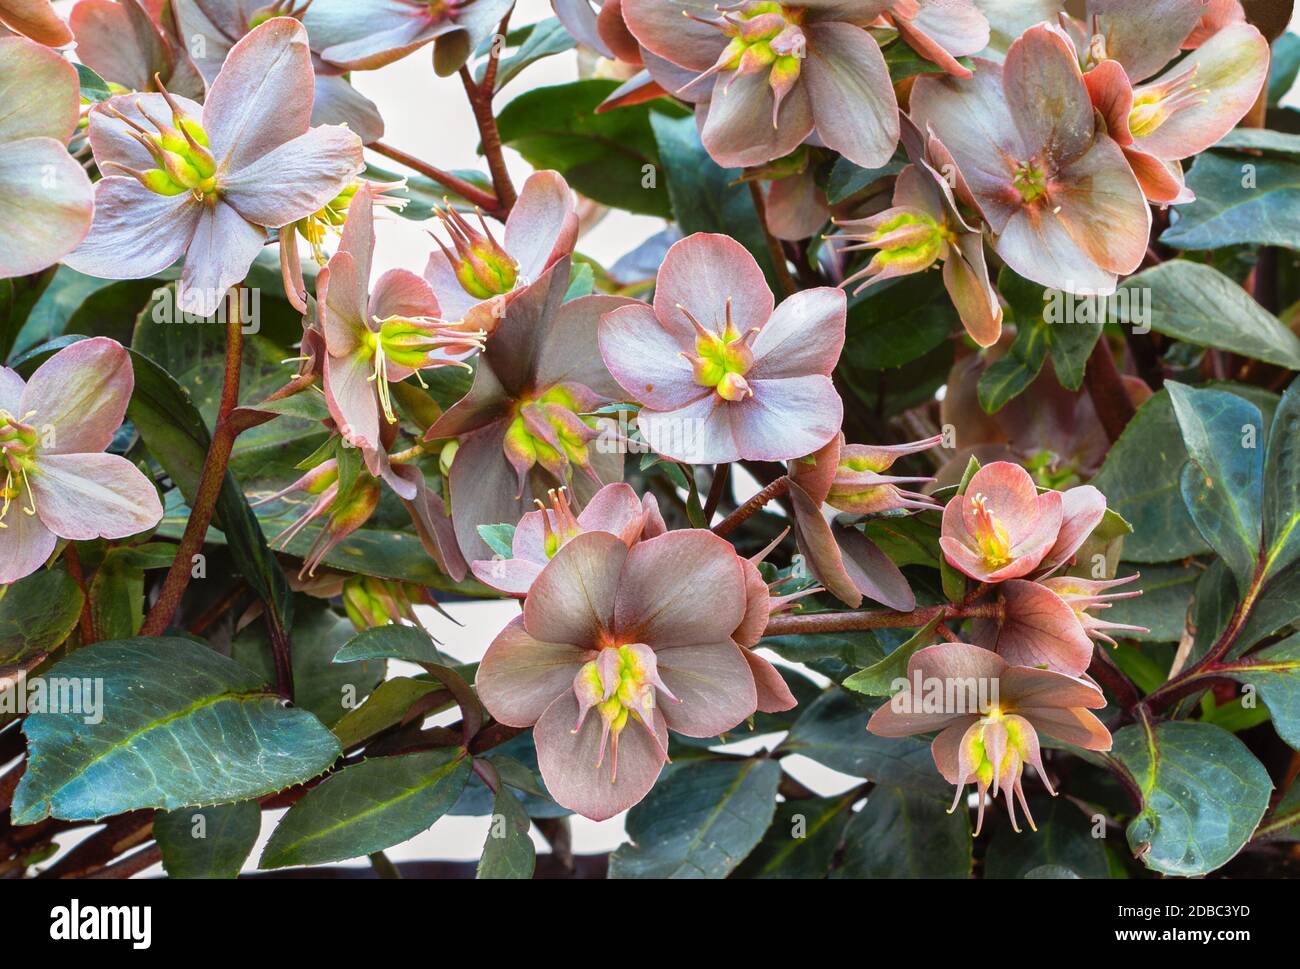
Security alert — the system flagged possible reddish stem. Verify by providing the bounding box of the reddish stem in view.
[459,14,517,214]
[369,140,501,216]
[62,545,97,645]
[713,475,790,537]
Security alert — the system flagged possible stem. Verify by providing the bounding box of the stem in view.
[763,604,946,637]
[703,463,731,522]
[141,293,245,637]
[748,181,797,297]
[713,475,790,537]
[460,14,517,214]
[1083,335,1136,444]
[1089,646,1141,713]
[62,545,97,645]
[369,140,501,215]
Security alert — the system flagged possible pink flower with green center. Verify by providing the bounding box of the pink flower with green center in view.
[882,0,989,79]
[910,22,1149,294]
[71,0,205,98]
[868,642,1111,834]
[425,258,634,562]
[939,461,1064,582]
[0,36,94,279]
[176,0,386,143]
[0,339,164,585]
[305,0,515,75]
[1041,573,1148,646]
[0,0,71,45]
[65,17,365,317]
[599,232,845,465]
[423,170,579,332]
[621,0,899,169]
[470,482,666,596]
[475,529,761,820]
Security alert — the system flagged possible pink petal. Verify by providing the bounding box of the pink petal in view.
[636,394,736,465]
[1094,0,1213,83]
[1003,24,1093,162]
[963,461,1042,532]
[838,527,916,612]
[533,293,635,402]
[702,68,814,169]
[471,557,543,596]
[70,0,165,93]
[21,338,132,455]
[599,302,701,410]
[733,557,771,649]
[1000,664,1106,710]
[0,34,80,142]
[654,233,774,346]
[981,580,1094,677]
[804,22,899,169]
[475,615,590,727]
[0,368,22,412]
[743,649,797,714]
[444,420,529,562]
[790,482,861,607]
[0,138,93,278]
[620,0,724,72]
[220,124,364,228]
[1084,58,1135,147]
[943,234,1003,348]
[320,251,369,357]
[995,205,1124,295]
[178,201,269,317]
[323,347,380,454]
[748,287,845,380]
[311,72,384,145]
[1125,148,1194,204]
[1014,705,1111,751]
[655,640,758,736]
[1041,485,1106,570]
[576,481,644,537]
[29,452,162,541]
[369,268,440,323]
[0,489,57,584]
[524,530,627,649]
[728,375,843,463]
[930,720,978,785]
[63,177,200,281]
[505,169,578,281]
[1051,133,1149,277]
[911,640,1008,683]
[0,0,73,46]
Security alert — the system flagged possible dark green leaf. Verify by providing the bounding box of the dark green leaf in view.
[843,274,958,371]
[477,785,536,879]
[1219,632,1300,749]
[732,794,855,878]
[833,786,971,878]
[983,796,1109,879]
[1262,380,1300,580]
[334,624,447,667]
[0,567,83,665]
[1104,563,1198,643]
[1161,152,1300,251]
[154,802,261,879]
[842,615,944,697]
[483,18,576,92]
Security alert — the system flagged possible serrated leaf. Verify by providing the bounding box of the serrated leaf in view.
[334,624,447,666]
[477,785,536,879]
[154,802,261,879]
[833,785,971,878]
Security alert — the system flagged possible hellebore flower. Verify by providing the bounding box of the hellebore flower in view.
[0,36,94,279]
[342,573,442,630]
[0,339,164,585]
[731,541,805,714]
[0,0,71,45]
[910,23,1149,294]
[319,180,486,496]
[423,170,579,332]
[599,232,845,465]
[939,461,1063,583]
[825,436,944,516]
[252,457,380,578]
[882,0,989,79]
[305,0,515,75]
[70,0,205,98]
[867,642,1111,833]
[65,17,365,317]
[175,0,386,143]
[475,529,760,820]
[470,482,665,596]
[621,0,899,169]
[967,578,1097,677]
[425,258,633,562]
[1041,573,1147,646]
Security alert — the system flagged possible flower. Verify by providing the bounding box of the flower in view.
[175,0,386,143]
[882,0,989,79]
[824,436,943,516]
[599,232,845,465]
[621,0,899,169]
[252,457,380,578]
[65,17,365,317]
[0,36,94,279]
[306,0,515,75]
[425,258,633,562]
[0,0,71,46]
[910,23,1149,294]
[475,529,761,819]
[342,573,440,630]
[731,545,805,713]
[71,0,205,98]
[939,461,1063,583]
[423,170,578,332]
[867,642,1111,833]
[1041,573,1148,646]
[0,339,163,585]
[470,482,665,596]
[967,579,1097,677]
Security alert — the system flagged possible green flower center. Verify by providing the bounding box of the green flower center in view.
[969,493,1013,569]
[710,3,806,120]
[0,410,39,528]
[434,204,520,301]
[678,301,757,402]
[503,384,600,489]
[364,317,485,424]
[1011,161,1048,204]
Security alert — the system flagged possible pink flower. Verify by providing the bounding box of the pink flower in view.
[423,170,578,332]
[621,0,899,169]
[1041,573,1148,646]
[476,529,761,820]
[824,436,944,516]
[731,546,804,714]
[910,23,1149,294]
[65,18,365,317]
[176,0,386,143]
[599,232,845,465]
[0,36,94,279]
[0,0,71,46]
[252,458,380,579]
[882,0,989,79]
[867,642,1111,833]
[471,482,665,596]
[0,339,164,585]
[968,579,1097,677]
[939,461,1064,583]
[71,0,205,98]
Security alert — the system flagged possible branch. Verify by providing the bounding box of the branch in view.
[459,13,517,214]
[713,475,790,537]
[763,604,947,637]
[369,140,501,216]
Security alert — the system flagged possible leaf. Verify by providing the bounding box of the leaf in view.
[1112,719,1271,876]
[1262,380,1300,580]
[154,802,262,879]
[607,758,781,878]
[1161,152,1300,251]
[843,274,958,371]
[1237,565,1300,655]
[334,624,447,667]
[477,785,536,879]
[330,677,445,750]
[832,785,971,878]
[1103,563,1198,643]
[89,545,174,641]
[842,615,944,697]
[1167,382,1264,593]
[483,18,576,92]
[825,155,906,205]
[983,796,1109,879]
[1119,261,1300,369]
[477,523,516,559]
[1218,632,1300,749]
[75,63,112,102]
[0,567,83,665]
[260,749,472,869]
[12,638,341,824]
[1254,777,1300,842]
[732,794,856,878]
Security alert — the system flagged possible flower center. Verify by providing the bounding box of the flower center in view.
[1129,63,1204,139]
[247,0,311,27]
[502,384,601,494]
[677,299,757,402]
[694,2,807,125]
[572,643,676,781]
[432,204,520,300]
[365,317,486,424]
[0,410,39,528]
[105,86,218,201]
[969,493,1012,568]
[536,486,582,558]
[1011,161,1048,204]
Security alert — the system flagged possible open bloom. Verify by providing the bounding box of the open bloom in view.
[967,579,1097,677]
[476,529,760,819]
[423,170,578,332]
[0,0,70,45]
[868,642,1111,833]
[621,0,898,168]
[939,461,1063,583]
[910,23,1148,294]
[176,0,385,143]
[0,339,163,584]
[0,36,94,279]
[425,258,632,562]
[471,482,665,596]
[71,0,205,98]
[65,17,364,317]
[600,232,844,465]
[306,0,515,75]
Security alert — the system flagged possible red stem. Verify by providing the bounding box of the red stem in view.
[369,140,501,216]
[459,13,517,214]
[713,475,790,537]
[1083,336,1137,444]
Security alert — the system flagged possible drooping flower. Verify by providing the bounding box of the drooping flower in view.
[824,436,944,516]
[0,36,94,279]
[175,0,386,143]
[425,258,633,562]
[70,0,205,98]
[0,0,71,45]
[470,482,665,596]
[910,23,1149,294]
[621,0,899,169]
[475,529,761,819]
[342,573,441,630]
[1041,573,1148,646]
[967,578,1097,677]
[423,170,578,332]
[0,339,164,585]
[252,457,380,578]
[65,17,365,317]
[731,539,807,713]
[939,461,1063,583]
[881,0,989,79]
[599,232,845,465]
[868,642,1111,833]
[305,0,515,75]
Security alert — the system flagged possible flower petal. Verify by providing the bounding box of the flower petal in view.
[1041,484,1106,570]
[654,232,775,346]
[221,124,364,228]
[524,530,627,649]
[311,72,384,145]
[178,201,268,317]
[743,649,797,713]
[637,394,736,465]
[0,0,72,47]
[1000,664,1106,710]
[1089,0,1209,83]
[979,580,1094,677]
[748,287,845,380]
[0,34,79,142]
[804,22,899,169]
[838,527,916,611]
[0,492,57,585]
[1051,132,1150,278]
[70,0,166,93]
[369,268,440,322]
[505,170,578,282]
[1003,24,1094,163]
[63,177,200,281]
[701,68,814,169]
[475,615,590,727]
[20,338,132,455]
[0,138,93,278]
[620,0,725,72]
[728,375,843,463]
[1014,704,1111,750]
[533,293,634,401]
[599,302,701,410]
[29,452,162,541]
[323,348,380,456]
[655,641,758,736]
